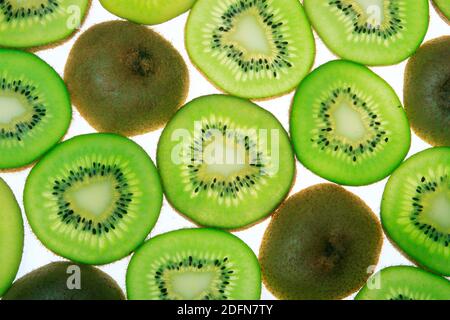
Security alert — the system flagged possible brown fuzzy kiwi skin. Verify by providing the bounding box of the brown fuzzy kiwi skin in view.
[64,20,189,137]
[404,36,450,146]
[259,183,383,300]
[0,0,92,52]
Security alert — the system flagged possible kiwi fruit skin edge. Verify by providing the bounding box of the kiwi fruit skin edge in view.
[404,36,450,146]
[0,178,24,297]
[381,147,450,276]
[100,0,196,25]
[432,0,450,24]
[259,183,383,300]
[157,94,296,230]
[290,60,411,186]
[185,0,315,100]
[0,0,92,51]
[355,266,450,300]
[24,133,163,265]
[126,228,261,300]
[3,262,125,300]
[0,49,72,170]
[303,0,429,66]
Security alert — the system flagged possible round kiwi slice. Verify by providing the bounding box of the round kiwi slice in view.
[0,0,91,49]
[290,60,411,186]
[185,0,315,99]
[64,20,189,137]
[0,178,24,297]
[24,133,163,265]
[355,266,450,300]
[381,147,450,276]
[433,0,450,23]
[126,228,261,300]
[303,0,429,66]
[3,262,125,300]
[0,49,72,170]
[157,95,295,229]
[404,36,450,146]
[259,183,383,300]
[99,0,196,25]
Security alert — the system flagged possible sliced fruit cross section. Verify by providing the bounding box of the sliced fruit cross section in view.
[0,49,71,169]
[157,95,295,229]
[126,228,261,300]
[303,0,429,65]
[24,133,163,265]
[381,147,450,276]
[186,0,315,99]
[290,60,411,186]
[0,0,91,48]
[0,178,24,297]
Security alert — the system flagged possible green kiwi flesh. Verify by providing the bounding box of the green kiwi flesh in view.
[355,266,450,300]
[100,0,196,25]
[404,36,450,146]
[3,262,125,300]
[0,49,72,170]
[64,20,189,137]
[433,0,450,23]
[24,133,163,265]
[157,95,295,229]
[381,147,450,276]
[126,228,261,300]
[0,178,23,297]
[290,60,411,186]
[259,183,383,300]
[304,0,429,66]
[185,0,315,99]
[0,0,91,49]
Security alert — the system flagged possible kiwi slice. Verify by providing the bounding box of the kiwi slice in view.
[185,0,315,99]
[381,147,450,276]
[433,0,450,23]
[0,178,24,297]
[259,183,383,300]
[290,60,411,186]
[64,20,189,137]
[0,0,91,49]
[99,0,196,25]
[126,228,261,300]
[24,133,163,265]
[404,36,450,146]
[356,266,450,300]
[3,262,125,300]
[303,0,429,66]
[0,49,72,170]
[157,95,295,229]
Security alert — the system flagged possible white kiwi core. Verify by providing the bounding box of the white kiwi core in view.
[422,190,450,233]
[332,101,367,142]
[353,0,385,25]
[169,271,218,300]
[202,130,251,178]
[69,179,115,217]
[224,9,273,58]
[0,96,28,125]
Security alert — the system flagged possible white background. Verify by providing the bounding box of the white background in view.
[0,1,448,300]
